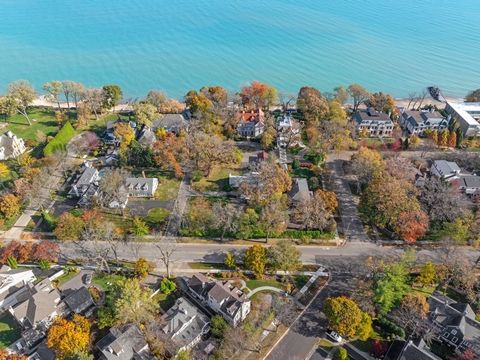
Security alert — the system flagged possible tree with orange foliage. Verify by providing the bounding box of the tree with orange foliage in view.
[47,315,91,360]
[315,190,338,213]
[153,132,188,178]
[0,349,27,360]
[448,130,457,148]
[32,240,59,262]
[0,193,21,218]
[240,81,277,110]
[396,210,429,243]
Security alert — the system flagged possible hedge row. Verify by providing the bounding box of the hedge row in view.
[43,121,76,156]
[376,317,405,339]
[179,228,336,241]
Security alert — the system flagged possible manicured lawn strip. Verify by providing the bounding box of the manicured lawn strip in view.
[0,213,22,231]
[102,212,133,233]
[3,109,59,142]
[92,274,126,291]
[145,208,170,228]
[246,279,283,290]
[55,270,80,285]
[0,312,21,348]
[188,262,227,270]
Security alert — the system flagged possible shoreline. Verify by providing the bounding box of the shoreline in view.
[31,94,466,112]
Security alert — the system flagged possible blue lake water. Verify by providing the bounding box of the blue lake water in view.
[1,0,479,99]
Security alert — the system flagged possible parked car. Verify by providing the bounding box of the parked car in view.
[84,273,92,285]
[326,330,343,343]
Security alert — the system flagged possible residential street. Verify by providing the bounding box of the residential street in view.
[265,273,357,360]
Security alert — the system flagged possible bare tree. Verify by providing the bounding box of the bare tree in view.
[82,88,104,119]
[407,92,417,110]
[156,240,177,278]
[212,202,240,241]
[417,89,428,109]
[98,168,130,208]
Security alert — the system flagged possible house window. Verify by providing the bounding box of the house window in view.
[452,329,457,335]
[452,336,458,343]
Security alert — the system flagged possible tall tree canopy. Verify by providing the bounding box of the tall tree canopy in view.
[239,81,277,110]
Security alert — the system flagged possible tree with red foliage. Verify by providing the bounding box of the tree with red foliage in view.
[32,241,59,262]
[396,210,429,243]
[451,349,474,360]
[390,138,402,152]
[370,340,388,358]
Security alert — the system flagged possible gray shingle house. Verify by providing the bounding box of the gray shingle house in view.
[161,297,210,352]
[0,131,27,160]
[152,114,188,134]
[289,178,312,204]
[187,273,251,327]
[429,293,480,356]
[97,323,154,360]
[401,110,448,136]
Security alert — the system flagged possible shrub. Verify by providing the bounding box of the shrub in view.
[41,210,56,231]
[333,348,348,360]
[38,259,51,270]
[6,256,18,269]
[292,159,300,170]
[376,317,405,339]
[211,315,229,339]
[159,278,177,295]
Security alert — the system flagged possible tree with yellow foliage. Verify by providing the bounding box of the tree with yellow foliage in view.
[0,163,10,179]
[0,193,21,218]
[47,315,91,360]
[114,122,135,151]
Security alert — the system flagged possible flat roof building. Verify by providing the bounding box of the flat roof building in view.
[445,102,480,137]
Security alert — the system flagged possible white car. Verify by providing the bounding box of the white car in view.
[326,330,343,343]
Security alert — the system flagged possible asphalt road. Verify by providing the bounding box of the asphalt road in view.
[265,273,357,360]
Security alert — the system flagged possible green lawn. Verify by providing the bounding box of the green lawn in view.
[0,213,22,231]
[0,312,21,348]
[188,262,227,270]
[192,166,240,192]
[145,208,170,228]
[291,167,314,179]
[55,270,80,286]
[3,109,60,143]
[92,273,126,291]
[102,212,134,233]
[293,275,310,289]
[411,285,436,297]
[246,279,284,290]
[155,177,181,201]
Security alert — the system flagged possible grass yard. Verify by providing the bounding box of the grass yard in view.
[246,279,284,290]
[155,177,181,201]
[192,166,240,192]
[291,167,315,179]
[0,312,21,348]
[293,275,310,289]
[411,285,436,297]
[102,212,133,233]
[4,109,60,143]
[188,262,227,270]
[55,269,80,286]
[92,273,126,292]
[0,213,22,231]
[145,208,170,228]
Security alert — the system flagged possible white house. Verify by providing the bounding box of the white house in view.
[445,102,480,137]
[354,108,394,137]
[0,131,27,160]
[187,273,251,327]
[0,266,36,310]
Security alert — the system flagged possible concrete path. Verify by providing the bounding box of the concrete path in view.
[247,286,285,298]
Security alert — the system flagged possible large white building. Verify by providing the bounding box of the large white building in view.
[0,266,36,310]
[0,131,27,160]
[445,102,480,137]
